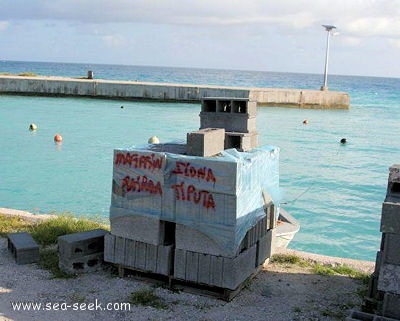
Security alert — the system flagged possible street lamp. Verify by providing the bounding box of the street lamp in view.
[321,24,336,91]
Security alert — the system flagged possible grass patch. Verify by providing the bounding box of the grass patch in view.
[271,253,370,282]
[30,214,108,247]
[0,215,36,237]
[271,253,310,267]
[313,263,370,281]
[129,288,168,310]
[18,72,38,77]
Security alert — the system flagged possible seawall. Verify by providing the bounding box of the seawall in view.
[0,75,350,109]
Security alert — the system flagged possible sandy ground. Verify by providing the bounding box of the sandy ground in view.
[0,234,375,321]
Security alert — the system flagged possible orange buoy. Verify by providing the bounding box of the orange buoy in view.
[29,123,37,131]
[54,134,63,143]
[303,119,308,125]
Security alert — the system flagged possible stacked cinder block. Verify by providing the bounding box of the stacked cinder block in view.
[58,229,108,274]
[361,165,400,320]
[174,202,277,290]
[197,97,259,152]
[105,143,279,294]
[105,95,279,296]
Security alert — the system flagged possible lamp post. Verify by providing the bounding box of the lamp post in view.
[321,24,336,91]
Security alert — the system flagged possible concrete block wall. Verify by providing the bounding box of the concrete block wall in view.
[364,164,400,320]
[104,233,174,276]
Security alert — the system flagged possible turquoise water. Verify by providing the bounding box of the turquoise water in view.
[1,61,400,261]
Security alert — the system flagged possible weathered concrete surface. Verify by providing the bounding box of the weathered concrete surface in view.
[0,75,350,109]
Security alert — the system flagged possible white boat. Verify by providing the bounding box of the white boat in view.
[275,208,300,249]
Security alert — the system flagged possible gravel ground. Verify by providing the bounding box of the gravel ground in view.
[0,235,375,321]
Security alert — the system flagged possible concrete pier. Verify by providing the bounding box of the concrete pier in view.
[0,75,350,109]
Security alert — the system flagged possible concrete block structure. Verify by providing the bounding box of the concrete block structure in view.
[356,164,400,320]
[199,97,259,152]
[7,232,40,265]
[58,229,108,274]
[187,128,225,157]
[105,97,279,296]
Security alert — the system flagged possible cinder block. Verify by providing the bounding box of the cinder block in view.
[124,238,136,267]
[209,255,224,287]
[134,241,147,270]
[198,253,212,285]
[174,249,186,280]
[175,224,225,256]
[114,236,126,265]
[145,243,157,272]
[381,202,400,233]
[383,292,400,319]
[386,165,400,201]
[104,233,116,263]
[58,229,108,259]
[185,251,199,282]
[378,263,400,294]
[200,112,256,133]
[224,132,258,151]
[155,244,173,276]
[256,229,276,266]
[201,98,257,117]
[110,214,165,245]
[186,128,225,157]
[222,244,257,290]
[59,252,104,274]
[7,232,40,265]
[383,234,400,265]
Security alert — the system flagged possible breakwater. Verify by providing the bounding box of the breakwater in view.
[0,75,350,109]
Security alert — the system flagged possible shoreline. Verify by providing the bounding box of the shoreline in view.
[0,206,375,273]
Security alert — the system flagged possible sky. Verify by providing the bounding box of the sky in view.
[1,0,400,78]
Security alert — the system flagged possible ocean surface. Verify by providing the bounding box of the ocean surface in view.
[1,60,399,261]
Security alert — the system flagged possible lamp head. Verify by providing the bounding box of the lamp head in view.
[322,25,337,32]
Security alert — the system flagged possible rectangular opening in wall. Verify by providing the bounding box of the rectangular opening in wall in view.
[218,100,232,113]
[233,100,247,113]
[202,100,217,112]
[392,182,400,194]
[225,135,241,150]
[163,221,176,245]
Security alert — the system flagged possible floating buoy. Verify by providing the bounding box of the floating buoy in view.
[340,138,347,144]
[148,136,160,144]
[120,105,124,109]
[54,134,63,143]
[29,123,37,131]
[303,119,308,125]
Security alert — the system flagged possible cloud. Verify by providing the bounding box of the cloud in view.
[0,20,9,31]
[102,34,125,47]
[1,0,400,40]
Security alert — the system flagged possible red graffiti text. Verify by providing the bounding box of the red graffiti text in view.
[121,175,163,195]
[172,161,216,184]
[115,152,163,172]
[171,182,215,209]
